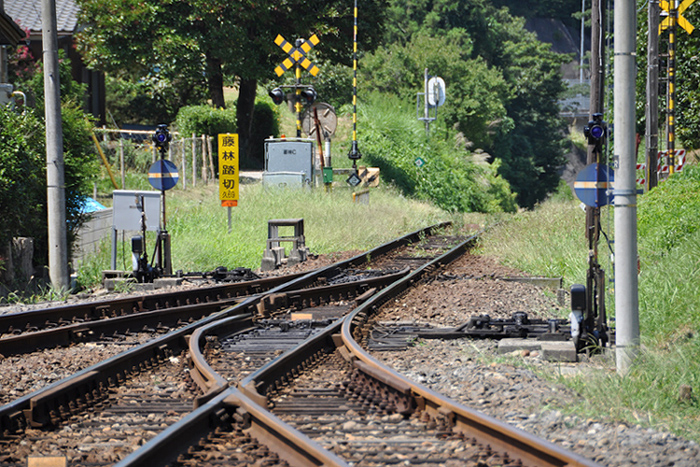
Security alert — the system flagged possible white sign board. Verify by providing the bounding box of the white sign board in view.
[427,77,446,107]
[112,190,161,231]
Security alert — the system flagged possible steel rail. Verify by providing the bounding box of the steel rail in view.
[0,308,256,434]
[232,234,601,467]
[112,224,455,467]
[1,223,451,438]
[114,387,348,467]
[186,269,409,405]
[0,272,305,336]
[0,221,450,352]
[0,297,248,356]
[338,238,603,467]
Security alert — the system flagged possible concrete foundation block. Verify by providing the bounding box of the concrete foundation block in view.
[498,338,542,354]
[261,249,277,271]
[540,341,578,362]
[153,277,183,289]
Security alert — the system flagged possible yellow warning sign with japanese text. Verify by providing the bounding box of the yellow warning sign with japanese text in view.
[218,134,239,207]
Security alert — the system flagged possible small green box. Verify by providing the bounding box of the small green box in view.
[323,167,334,184]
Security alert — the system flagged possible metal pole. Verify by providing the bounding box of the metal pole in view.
[295,40,303,138]
[646,0,660,190]
[424,68,430,136]
[42,0,69,291]
[614,0,640,375]
[347,0,362,170]
[667,1,678,174]
[585,0,605,324]
[580,0,586,83]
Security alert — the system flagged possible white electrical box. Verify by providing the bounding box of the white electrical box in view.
[264,139,315,185]
[262,171,307,189]
[112,190,161,231]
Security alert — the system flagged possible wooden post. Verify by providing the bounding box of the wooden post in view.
[207,135,215,180]
[119,138,125,189]
[191,134,197,188]
[181,138,187,190]
[201,134,208,184]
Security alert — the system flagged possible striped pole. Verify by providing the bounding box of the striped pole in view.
[347,0,362,170]
[668,1,677,174]
[295,39,303,138]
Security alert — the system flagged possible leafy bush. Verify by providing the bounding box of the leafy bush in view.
[359,94,516,213]
[0,104,99,269]
[1,53,100,274]
[175,105,237,139]
[0,109,46,253]
[175,105,237,170]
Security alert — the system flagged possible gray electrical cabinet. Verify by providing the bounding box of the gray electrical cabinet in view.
[264,138,315,186]
[112,190,161,232]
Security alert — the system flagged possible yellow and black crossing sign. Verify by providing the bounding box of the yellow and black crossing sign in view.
[218,133,239,207]
[660,0,695,34]
[274,34,320,77]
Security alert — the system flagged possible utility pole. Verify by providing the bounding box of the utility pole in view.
[646,0,660,190]
[614,0,640,375]
[42,0,69,291]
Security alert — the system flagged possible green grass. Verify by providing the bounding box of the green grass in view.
[76,179,487,287]
[477,175,700,443]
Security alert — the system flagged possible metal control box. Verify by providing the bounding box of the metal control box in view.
[264,139,315,185]
[0,84,13,106]
[112,190,161,231]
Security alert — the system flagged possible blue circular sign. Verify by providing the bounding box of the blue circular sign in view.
[148,160,179,191]
[574,163,614,207]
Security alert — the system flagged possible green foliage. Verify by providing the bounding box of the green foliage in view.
[479,174,700,442]
[17,50,86,109]
[0,109,46,252]
[365,0,570,208]
[311,62,354,111]
[359,94,516,213]
[636,4,700,149]
[0,54,99,272]
[175,105,237,139]
[638,165,700,257]
[246,101,280,170]
[477,199,590,287]
[361,32,510,150]
[104,74,207,125]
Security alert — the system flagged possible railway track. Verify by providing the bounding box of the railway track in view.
[1,223,465,464]
[113,232,601,467]
[0,222,452,358]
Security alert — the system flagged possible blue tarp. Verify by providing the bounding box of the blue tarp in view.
[80,197,107,213]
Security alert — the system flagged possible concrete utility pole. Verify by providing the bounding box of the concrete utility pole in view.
[646,0,660,190]
[614,0,640,375]
[42,0,69,291]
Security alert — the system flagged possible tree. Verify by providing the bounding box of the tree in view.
[76,0,388,163]
[2,52,99,269]
[361,31,511,149]
[369,0,569,207]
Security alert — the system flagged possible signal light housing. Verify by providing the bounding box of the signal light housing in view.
[269,87,285,105]
[152,124,171,151]
[584,113,607,145]
[300,87,317,105]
